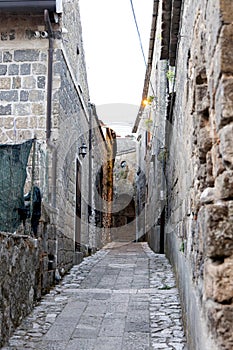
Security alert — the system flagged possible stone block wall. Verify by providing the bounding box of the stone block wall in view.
[112,139,137,242]
[134,0,233,348]
[54,48,89,250]
[0,2,104,345]
[164,0,233,349]
[0,16,48,143]
[0,232,38,347]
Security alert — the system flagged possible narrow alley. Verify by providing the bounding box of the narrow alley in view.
[2,242,186,350]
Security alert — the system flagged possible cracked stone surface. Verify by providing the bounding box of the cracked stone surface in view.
[1,242,187,350]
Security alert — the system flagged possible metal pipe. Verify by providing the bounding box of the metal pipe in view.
[88,102,93,247]
[44,9,57,208]
[44,9,59,280]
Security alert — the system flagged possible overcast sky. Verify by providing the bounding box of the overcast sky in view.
[79,0,153,134]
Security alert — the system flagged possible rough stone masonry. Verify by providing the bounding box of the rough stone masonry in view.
[133,0,233,349]
[164,1,233,349]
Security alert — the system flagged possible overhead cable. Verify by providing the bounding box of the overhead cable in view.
[129,0,147,67]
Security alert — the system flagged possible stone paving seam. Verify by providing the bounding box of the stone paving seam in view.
[142,243,187,350]
[1,249,109,350]
[1,243,187,350]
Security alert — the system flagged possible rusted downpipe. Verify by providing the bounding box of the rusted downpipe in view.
[44,9,57,208]
[44,9,60,281]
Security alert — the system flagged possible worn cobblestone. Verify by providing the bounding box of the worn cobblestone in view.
[1,243,187,349]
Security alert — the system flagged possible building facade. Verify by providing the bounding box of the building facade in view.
[133,0,233,349]
[112,137,136,242]
[0,1,114,345]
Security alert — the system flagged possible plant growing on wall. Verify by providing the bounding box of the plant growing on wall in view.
[166,70,175,82]
[143,95,155,106]
[148,95,154,104]
[145,118,153,131]
[179,241,185,253]
[157,147,167,162]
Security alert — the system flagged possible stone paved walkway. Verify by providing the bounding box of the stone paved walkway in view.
[1,242,187,350]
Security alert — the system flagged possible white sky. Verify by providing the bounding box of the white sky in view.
[79,0,153,134]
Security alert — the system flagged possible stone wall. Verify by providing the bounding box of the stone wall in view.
[87,107,109,249]
[53,47,89,249]
[0,14,49,144]
[112,138,136,242]
[166,1,233,349]
[165,0,233,349]
[0,2,108,346]
[0,230,52,347]
[100,127,116,244]
[134,0,233,349]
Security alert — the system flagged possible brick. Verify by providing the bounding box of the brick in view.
[14,49,40,62]
[37,76,46,89]
[4,117,14,129]
[37,116,46,128]
[12,77,21,89]
[211,143,225,178]
[20,90,29,102]
[32,103,45,115]
[40,52,47,62]
[204,257,233,303]
[215,75,233,130]
[17,129,33,140]
[20,63,31,75]
[15,117,28,129]
[0,64,7,75]
[32,63,47,75]
[198,203,233,258]
[5,129,16,140]
[0,77,11,89]
[8,64,19,75]
[29,116,37,128]
[219,123,233,169]
[29,90,44,102]
[0,131,8,143]
[22,76,36,89]
[0,90,18,102]
[197,127,212,159]
[3,51,12,62]
[13,103,31,116]
[219,24,233,73]
[0,104,11,115]
[206,302,233,349]
[215,170,233,199]
[195,85,209,112]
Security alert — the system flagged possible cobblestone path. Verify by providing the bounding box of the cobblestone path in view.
[2,242,187,350]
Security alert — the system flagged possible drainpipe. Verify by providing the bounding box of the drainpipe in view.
[88,102,94,248]
[44,9,59,278]
[44,9,57,209]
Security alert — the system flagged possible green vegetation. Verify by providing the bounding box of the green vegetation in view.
[166,70,175,82]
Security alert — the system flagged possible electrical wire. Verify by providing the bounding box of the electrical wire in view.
[129,0,156,100]
[129,0,147,67]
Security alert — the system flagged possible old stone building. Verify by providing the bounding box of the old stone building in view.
[112,137,137,242]
[133,0,233,349]
[0,1,115,346]
[91,121,117,247]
